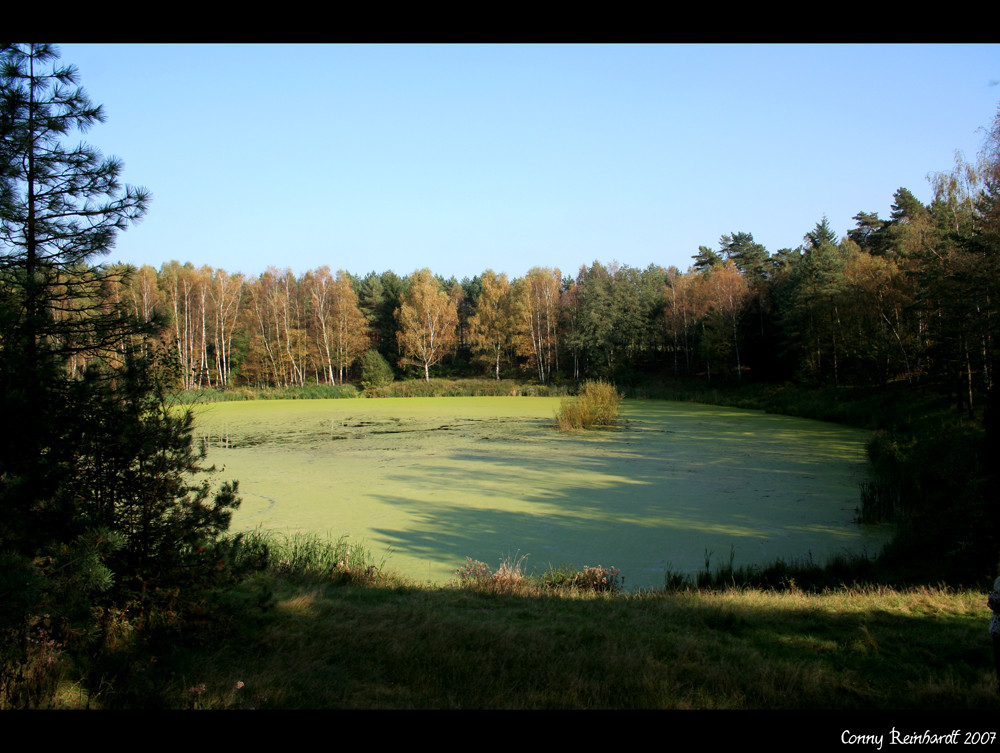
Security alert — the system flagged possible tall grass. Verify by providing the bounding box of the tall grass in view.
[230,529,385,586]
[170,383,360,404]
[170,378,573,402]
[364,378,569,398]
[663,546,882,593]
[0,613,66,709]
[555,380,623,430]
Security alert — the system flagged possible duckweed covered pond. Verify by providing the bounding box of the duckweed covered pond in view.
[194,397,891,590]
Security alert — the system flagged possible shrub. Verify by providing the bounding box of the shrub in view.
[453,553,530,595]
[540,564,623,593]
[556,380,623,431]
[454,558,493,589]
[359,350,395,393]
[0,612,66,709]
[360,377,571,398]
[490,553,530,594]
[574,565,623,593]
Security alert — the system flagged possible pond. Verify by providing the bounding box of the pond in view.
[193,396,891,590]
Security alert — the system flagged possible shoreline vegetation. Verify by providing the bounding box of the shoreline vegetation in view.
[8,376,995,710]
[167,377,570,404]
[169,375,943,432]
[175,375,984,589]
[35,528,997,710]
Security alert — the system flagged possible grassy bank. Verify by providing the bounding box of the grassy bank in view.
[171,378,570,404]
[41,535,996,710]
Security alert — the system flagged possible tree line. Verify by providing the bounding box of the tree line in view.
[104,140,1000,416]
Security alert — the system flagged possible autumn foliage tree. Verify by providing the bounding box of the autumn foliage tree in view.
[396,268,459,381]
[704,260,751,378]
[468,269,516,379]
[514,267,561,383]
[310,267,368,384]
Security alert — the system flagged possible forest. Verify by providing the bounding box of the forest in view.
[3,42,1000,710]
[112,177,998,409]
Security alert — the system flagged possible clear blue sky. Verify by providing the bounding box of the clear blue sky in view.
[56,43,1000,282]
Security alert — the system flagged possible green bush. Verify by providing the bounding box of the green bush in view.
[359,350,395,393]
[556,380,623,430]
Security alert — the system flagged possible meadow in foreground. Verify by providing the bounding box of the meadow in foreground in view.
[68,533,996,710]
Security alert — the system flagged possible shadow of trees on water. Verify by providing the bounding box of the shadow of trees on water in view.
[363,406,881,589]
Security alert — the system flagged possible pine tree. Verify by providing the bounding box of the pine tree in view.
[719,231,769,283]
[692,245,723,271]
[1,43,153,554]
[0,45,239,680]
[804,215,838,251]
[0,45,150,365]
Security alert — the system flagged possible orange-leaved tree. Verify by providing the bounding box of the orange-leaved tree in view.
[310,267,369,384]
[469,269,516,380]
[396,268,459,381]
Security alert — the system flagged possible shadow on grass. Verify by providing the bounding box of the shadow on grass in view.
[126,577,996,710]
